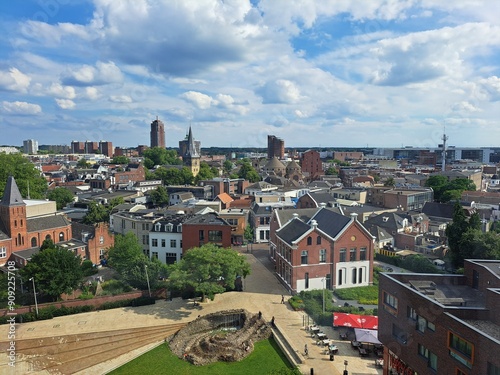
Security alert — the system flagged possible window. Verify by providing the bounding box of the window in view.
[383,291,398,315]
[170,239,177,248]
[177,224,182,232]
[180,240,182,248]
[166,252,177,265]
[316,236,321,245]
[427,321,435,331]
[487,362,500,375]
[307,236,312,245]
[417,316,427,333]
[338,269,343,286]
[0,247,6,258]
[260,231,265,240]
[227,218,238,225]
[208,231,223,241]
[31,237,37,247]
[142,235,148,245]
[99,236,104,244]
[199,230,205,240]
[59,232,65,241]
[319,249,326,263]
[99,249,105,260]
[152,252,158,260]
[352,268,357,284]
[301,250,308,265]
[449,332,474,369]
[392,324,407,344]
[121,219,125,229]
[418,344,438,371]
[339,248,346,262]
[161,239,166,247]
[152,239,158,247]
[132,222,136,229]
[350,248,356,261]
[358,267,363,283]
[407,306,417,320]
[360,247,367,261]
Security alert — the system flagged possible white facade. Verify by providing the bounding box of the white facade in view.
[149,221,183,264]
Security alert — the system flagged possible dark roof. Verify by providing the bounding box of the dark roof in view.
[310,207,351,238]
[72,222,96,240]
[0,176,25,206]
[0,222,9,240]
[275,208,318,225]
[183,212,230,226]
[27,215,71,232]
[276,218,311,244]
[363,212,405,232]
[421,202,455,220]
[368,226,393,242]
[307,191,335,206]
[151,214,195,232]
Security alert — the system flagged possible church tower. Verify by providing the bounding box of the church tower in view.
[0,176,28,252]
[179,126,201,177]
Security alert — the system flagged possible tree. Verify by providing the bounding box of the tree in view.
[111,155,130,164]
[167,244,251,301]
[0,153,47,199]
[149,185,169,207]
[244,224,254,244]
[325,166,338,176]
[20,245,83,301]
[237,161,260,183]
[458,229,500,262]
[152,166,193,186]
[426,176,476,203]
[143,148,181,169]
[47,187,74,210]
[77,158,90,168]
[399,255,441,273]
[194,162,218,183]
[223,160,234,175]
[83,202,110,224]
[384,177,395,187]
[446,202,477,268]
[106,232,167,289]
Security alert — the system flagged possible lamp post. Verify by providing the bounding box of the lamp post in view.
[144,264,151,297]
[29,277,39,317]
[343,360,349,375]
[321,278,325,314]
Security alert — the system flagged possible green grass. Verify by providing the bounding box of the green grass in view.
[334,285,379,304]
[110,338,297,375]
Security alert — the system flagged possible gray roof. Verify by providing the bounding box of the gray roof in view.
[184,212,230,226]
[306,191,336,206]
[27,215,71,232]
[368,226,393,242]
[276,219,311,244]
[363,212,405,232]
[150,214,195,232]
[275,208,318,225]
[72,222,96,240]
[0,176,25,206]
[421,202,455,220]
[310,207,351,238]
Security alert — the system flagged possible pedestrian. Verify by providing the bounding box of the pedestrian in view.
[281,295,285,304]
[271,316,275,327]
[304,344,308,356]
[258,311,262,319]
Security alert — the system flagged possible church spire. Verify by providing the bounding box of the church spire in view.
[0,176,25,206]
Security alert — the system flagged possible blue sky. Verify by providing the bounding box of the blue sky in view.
[1,0,500,149]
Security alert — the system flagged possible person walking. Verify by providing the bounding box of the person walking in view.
[281,295,285,304]
[304,344,308,357]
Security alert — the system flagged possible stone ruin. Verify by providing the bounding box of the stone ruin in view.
[168,309,272,366]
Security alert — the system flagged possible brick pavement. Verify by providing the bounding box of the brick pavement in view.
[0,248,382,375]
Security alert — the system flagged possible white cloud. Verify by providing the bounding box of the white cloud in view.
[258,80,301,104]
[55,99,76,110]
[85,87,99,100]
[0,68,31,93]
[180,91,215,109]
[61,61,123,86]
[2,101,41,115]
[109,95,132,103]
[47,83,76,99]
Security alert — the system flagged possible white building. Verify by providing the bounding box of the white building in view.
[148,213,193,264]
[23,139,38,154]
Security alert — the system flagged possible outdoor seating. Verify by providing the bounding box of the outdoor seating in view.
[375,358,384,368]
[359,347,368,357]
[317,333,327,340]
[351,340,361,349]
[339,331,348,340]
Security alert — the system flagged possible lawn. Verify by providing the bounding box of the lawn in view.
[334,285,379,305]
[110,337,298,375]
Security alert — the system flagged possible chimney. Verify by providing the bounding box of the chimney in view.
[311,220,318,228]
[293,213,299,219]
[319,202,326,208]
[350,213,358,221]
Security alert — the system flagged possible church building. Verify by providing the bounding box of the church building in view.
[179,126,201,177]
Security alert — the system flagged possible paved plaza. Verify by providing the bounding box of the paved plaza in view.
[0,247,383,375]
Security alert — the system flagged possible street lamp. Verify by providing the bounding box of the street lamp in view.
[29,277,39,317]
[144,264,151,297]
[343,360,349,375]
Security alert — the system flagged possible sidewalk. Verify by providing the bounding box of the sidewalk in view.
[0,249,382,375]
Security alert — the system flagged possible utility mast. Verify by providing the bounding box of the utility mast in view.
[441,127,448,172]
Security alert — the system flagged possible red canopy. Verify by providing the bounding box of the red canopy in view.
[333,313,378,329]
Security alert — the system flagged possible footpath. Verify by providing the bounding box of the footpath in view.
[0,249,382,375]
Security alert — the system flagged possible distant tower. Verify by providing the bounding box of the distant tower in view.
[0,176,27,252]
[441,128,448,172]
[179,126,201,177]
[150,117,166,148]
[23,139,38,154]
[267,135,285,159]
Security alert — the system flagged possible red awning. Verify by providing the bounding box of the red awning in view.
[333,313,378,329]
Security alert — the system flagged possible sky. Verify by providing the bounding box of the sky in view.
[1,0,500,149]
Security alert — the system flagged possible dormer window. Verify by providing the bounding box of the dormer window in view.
[155,223,161,231]
[166,223,173,232]
[177,224,182,233]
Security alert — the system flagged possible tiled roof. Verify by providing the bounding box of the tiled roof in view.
[421,202,455,220]
[72,222,95,240]
[0,176,25,206]
[27,215,71,232]
[275,208,318,225]
[216,193,234,204]
[184,212,229,226]
[276,219,311,244]
[310,207,351,238]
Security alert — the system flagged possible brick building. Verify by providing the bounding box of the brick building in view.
[182,212,232,251]
[267,135,285,159]
[378,259,500,375]
[301,150,323,181]
[72,222,114,265]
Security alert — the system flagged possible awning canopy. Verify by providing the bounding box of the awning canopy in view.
[354,328,382,345]
[333,313,378,329]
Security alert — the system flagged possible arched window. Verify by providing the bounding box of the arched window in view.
[17,233,21,246]
[59,232,65,241]
[14,220,17,228]
[316,236,321,245]
[307,236,312,245]
[352,268,357,284]
[31,237,37,247]
[45,234,51,240]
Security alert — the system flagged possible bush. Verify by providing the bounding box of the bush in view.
[81,259,98,277]
[131,296,156,307]
[101,279,132,295]
[98,299,134,310]
[288,296,305,311]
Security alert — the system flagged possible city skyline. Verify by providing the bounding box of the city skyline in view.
[1,1,500,148]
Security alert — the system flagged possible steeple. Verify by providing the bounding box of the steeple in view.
[1,176,25,206]
[186,126,200,157]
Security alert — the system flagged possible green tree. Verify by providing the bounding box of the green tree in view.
[167,244,251,301]
[244,224,254,243]
[77,158,90,168]
[426,176,475,203]
[83,202,110,224]
[106,233,167,289]
[0,153,47,199]
[149,185,169,207]
[152,166,193,186]
[384,177,395,187]
[194,162,217,183]
[20,245,83,301]
[111,155,130,164]
[458,229,500,262]
[143,148,181,169]
[238,161,260,183]
[399,255,441,273]
[46,187,74,210]
[223,160,234,175]
[325,166,338,176]
[446,202,476,268]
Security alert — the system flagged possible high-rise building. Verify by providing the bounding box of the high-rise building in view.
[23,139,38,154]
[71,141,85,154]
[99,141,113,157]
[301,149,323,181]
[150,117,166,148]
[179,126,201,177]
[267,135,285,159]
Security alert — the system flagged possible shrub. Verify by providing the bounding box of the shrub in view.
[81,259,98,277]
[101,279,132,295]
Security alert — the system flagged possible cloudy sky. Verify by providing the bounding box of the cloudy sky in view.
[1,0,499,149]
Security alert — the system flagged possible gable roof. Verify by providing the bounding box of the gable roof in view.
[27,215,71,232]
[421,202,455,220]
[309,207,351,239]
[274,208,318,227]
[1,176,25,206]
[276,218,311,245]
[216,193,234,205]
[363,212,406,232]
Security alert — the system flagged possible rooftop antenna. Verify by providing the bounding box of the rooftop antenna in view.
[441,126,448,172]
